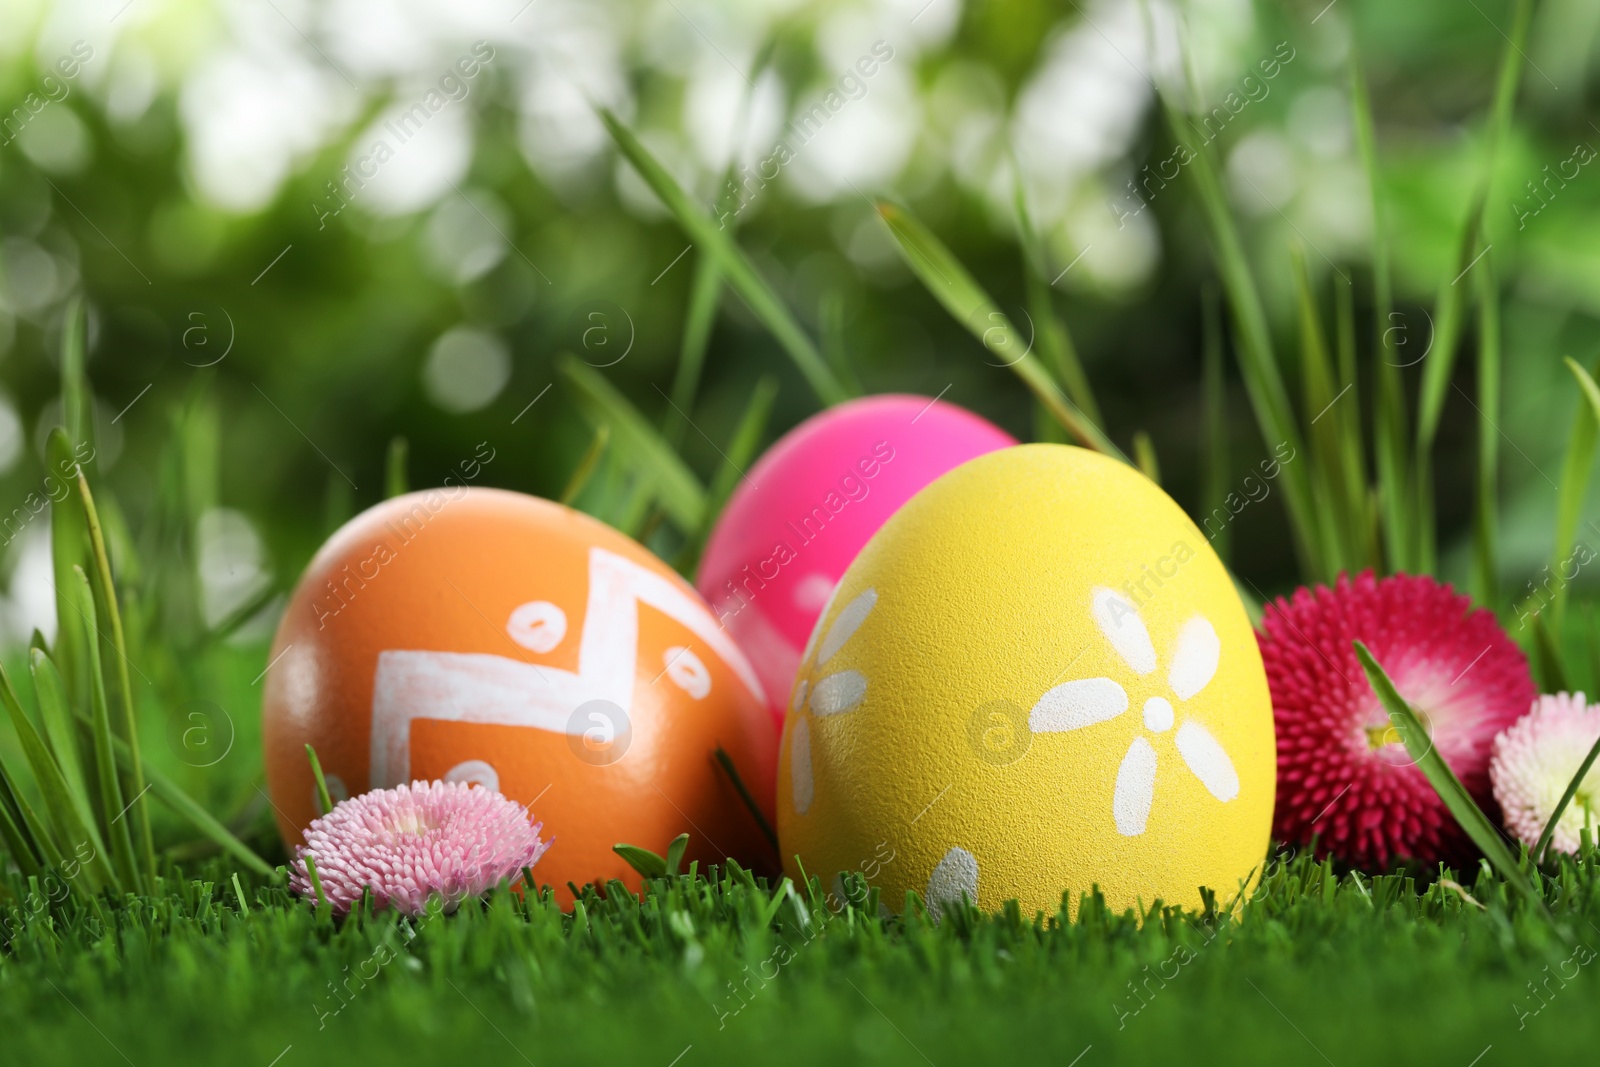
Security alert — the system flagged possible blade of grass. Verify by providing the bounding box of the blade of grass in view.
[1472,255,1501,609]
[1155,83,1319,578]
[681,376,778,575]
[663,254,724,448]
[1351,46,1412,573]
[1552,357,1600,627]
[560,423,611,507]
[1416,0,1534,453]
[874,200,1123,460]
[1412,0,1533,575]
[77,472,154,885]
[385,436,409,498]
[819,290,863,398]
[0,662,111,893]
[1333,275,1376,568]
[1133,432,1161,485]
[712,746,778,853]
[1530,612,1570,693]
[28,648,91,828]
[303,852,330,914]
[1589,608,1600,695]
[1015,180,1103,428]
[1352,640,1543,908]
[1201,285,1231,562]
[664,832,691,877]
[60,296,95,479]
[1291,245,1353,580]
[46,428,90,709]
[307,744,334,817]
[66,704,273,875]
[72,566,138,889]
[613,842,667,879]
[0,745,62,870]
[1533,732,1600,864]
[660,48,777,444]
[0,763,44,878]
[198,577,282,648]
[558,354,707,531]
[598,109,849,406]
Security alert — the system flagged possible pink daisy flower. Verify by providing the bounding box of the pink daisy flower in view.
[290,780,551,915]
[1258,571,1536,869]
[1491,691,1600,855]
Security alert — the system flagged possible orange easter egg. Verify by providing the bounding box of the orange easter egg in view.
[262,488,778,901]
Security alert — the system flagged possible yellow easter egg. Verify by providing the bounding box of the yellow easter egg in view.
[777,444,1276,917]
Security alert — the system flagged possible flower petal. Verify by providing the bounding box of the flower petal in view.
[1113,737,1158,836]
[818,587,878,667]
[810,670,867,715]
[924,845,979,922]
[1175,720,1239,801]
[1092,587,1157,675]
[791,717,814,814]
[1029,678,1129,732]
[1168,616,1221,700]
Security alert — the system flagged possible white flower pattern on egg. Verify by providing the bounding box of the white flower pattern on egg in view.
[789,586,877,814]
[1031,587,1239,836]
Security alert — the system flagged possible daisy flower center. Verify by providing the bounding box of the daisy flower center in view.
[387,811,439,836]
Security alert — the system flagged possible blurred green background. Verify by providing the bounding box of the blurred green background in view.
[0,0,1597,669]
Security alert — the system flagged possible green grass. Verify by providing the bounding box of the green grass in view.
[4,848,1599,1064]
[6,8,1599,1064]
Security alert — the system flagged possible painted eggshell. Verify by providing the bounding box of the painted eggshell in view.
[263,488,777,901]
[777,444,1276,917]
[697,394,1015,728]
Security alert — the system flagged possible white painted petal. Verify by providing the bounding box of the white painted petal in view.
[791,717,813,814]
[810,670,866,715]
[1113,737,1158,836]
[1028,678,1128,732]
[1168,616,1221,700]
[791,678,809,714]
[817,587,877,667]
[1091,587,1157,675]
[1175,720,1239,802]
[925,845,979,922]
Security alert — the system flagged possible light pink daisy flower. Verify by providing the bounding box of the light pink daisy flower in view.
[290,780,551,915]
[1490,691,1600,855]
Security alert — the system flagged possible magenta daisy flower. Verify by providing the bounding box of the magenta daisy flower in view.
[1257,571,1536,869]
[1491,691,1600,855]
[290,780,551,915]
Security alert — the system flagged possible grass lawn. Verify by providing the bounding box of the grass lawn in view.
[4,843,1597,1065]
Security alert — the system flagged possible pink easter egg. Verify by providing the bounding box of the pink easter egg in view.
[696,394,1016,727]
